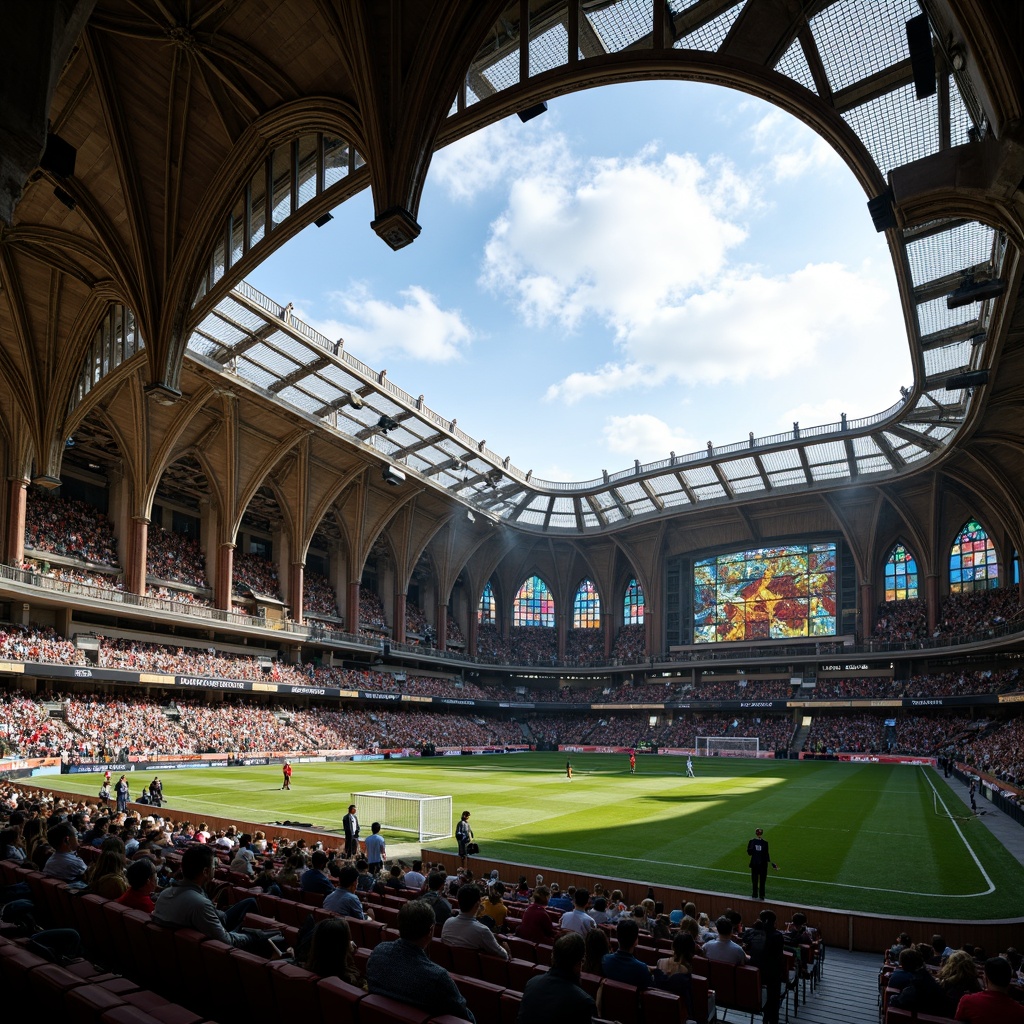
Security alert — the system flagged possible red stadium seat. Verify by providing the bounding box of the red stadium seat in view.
[599,978,643,1023]
[318,975,368,1020]
[358,993,433,1023]
[500,989,523,1024]
[450,972,505,1021]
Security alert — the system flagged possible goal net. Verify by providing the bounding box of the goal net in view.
[351,790,453,842]
[696,736,760,757]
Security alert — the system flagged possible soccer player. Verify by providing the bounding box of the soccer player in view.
[566,759,573,779]
[629,750,636,774]
[686,756,695,777]
[281,761,292,790]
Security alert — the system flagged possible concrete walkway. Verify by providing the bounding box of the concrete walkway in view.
[935,767,1024,868]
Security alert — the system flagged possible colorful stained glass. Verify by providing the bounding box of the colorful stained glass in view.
[884,544,919,601]
[949,519,998,592]
[514,575,555,627]
[624,578,645,624]
[477,580,496,624]
[573,579,601,628]
[693,542,837,643]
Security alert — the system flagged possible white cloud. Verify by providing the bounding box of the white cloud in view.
[603,414,702,463]
[300,284,472,362]
[548,261,903,402]
[750,108,845,182]
[431,120,573,202]
[482,147,753,332]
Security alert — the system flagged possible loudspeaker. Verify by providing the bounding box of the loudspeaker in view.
[41,133,77,179]
[867,190,897,232]
[905,14,936,99]
[517,101,548,123]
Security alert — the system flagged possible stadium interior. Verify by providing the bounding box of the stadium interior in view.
[1,1,1023,1022]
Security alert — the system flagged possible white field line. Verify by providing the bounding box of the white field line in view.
[489,838,992,899]
[920,767,995,895]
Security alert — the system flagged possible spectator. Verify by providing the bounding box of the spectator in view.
[517,932,596,1024]
[601,918,652,989]
[560,888,595,937]
[704,916,747,965]
[954,955,1024,1022]
[302,917,365,988]
[442,884,510,960]
[366,900,475,1022]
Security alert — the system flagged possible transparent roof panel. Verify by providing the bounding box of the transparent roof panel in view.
[585,0,652,53]
[842,85,939,178]
[906,222,996,288]
[811,0,919,94]
[775,37,816,94]
[674,1,745,51]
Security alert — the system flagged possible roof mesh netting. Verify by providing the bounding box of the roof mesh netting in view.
[184,0,1003,534]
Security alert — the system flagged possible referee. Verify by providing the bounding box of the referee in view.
[747,827,778,900]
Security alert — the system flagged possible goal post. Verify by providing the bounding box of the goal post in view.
[351,790,453,842]
[696,736,760,757]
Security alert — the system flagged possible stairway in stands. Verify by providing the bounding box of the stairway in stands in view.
[790,720,811,756]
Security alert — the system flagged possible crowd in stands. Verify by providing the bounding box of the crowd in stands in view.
[874,588,1024,645]
[446,617,465,646]
[509,626,558,664]
[24,490,120,566]
[814,668,1019,700]
[813,677,905,699]
[656,714,794,752]
[959,717,1024,786]
[145,585,211,606]
[934,587,1023,637]
[612,623,646,661]
[146,527,208,588]
[22,562,124,594]
[63,694,192,760]
[564,627,605,666]
[232,551,282,600]
[527,713,603,748]
[405,602,428,636]
[358,590,388,634]
[303,569,339,619]
[804,713,976,756]
[679,679,792,700]
[873,598,928,642]
[0,692,75,757]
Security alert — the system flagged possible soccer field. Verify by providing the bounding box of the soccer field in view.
[47,753,1023,920]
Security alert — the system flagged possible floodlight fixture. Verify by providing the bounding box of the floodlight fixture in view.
[313,212,334,227]
[946,274,1007,309]
[517,101,547,122]
[944,369,989,390]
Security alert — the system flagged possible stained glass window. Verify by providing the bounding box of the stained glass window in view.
[514,575,555,627]
[883,544,919,601]
[478,581,496,624]
[693,543,837,643]
[624,578,645,624]
[573,579,601,628]
[949,519,998,592]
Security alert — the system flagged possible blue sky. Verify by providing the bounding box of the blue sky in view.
[247,79,911,484]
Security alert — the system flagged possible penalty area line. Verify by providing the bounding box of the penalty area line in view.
[921,768,995,895]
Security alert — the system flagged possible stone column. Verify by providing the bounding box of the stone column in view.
[926,573,939,634]
[347,579,360,634]
[436,603,447,652]
[860,581,874,642]
[393,592,407,643]
[125,516,148,596]
[215,543,235,611]
[603,610,613,658]
[5,476,28,565]
[290,562,304,624]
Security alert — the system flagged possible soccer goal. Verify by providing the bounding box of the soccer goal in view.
[696,736,760,757]
[351,790,453,842]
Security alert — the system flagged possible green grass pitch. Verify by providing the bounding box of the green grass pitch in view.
[48,753,1022,920]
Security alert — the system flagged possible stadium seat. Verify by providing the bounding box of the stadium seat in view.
[428,936,452,968]
[230,947,279,1016]
[642,987,687,1024]
[358,993,433,1023]
[507,957,538,991]
[507,936,536,961]
[268,960,322,1022]
[447,945,481,976]
[599,978,643,1023]
[500,989,523,1024]
[479,952,510,986]
[65,982,132,1024]
[26,961,91,1003]
[318,975,368,1020]
[196,938,239,1021]
[170,927,210,1011]
[450,972,505,1021]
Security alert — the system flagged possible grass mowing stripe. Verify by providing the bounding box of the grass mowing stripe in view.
[36,754,1023,919]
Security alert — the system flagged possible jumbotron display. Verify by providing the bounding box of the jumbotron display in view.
[693,542,837,642]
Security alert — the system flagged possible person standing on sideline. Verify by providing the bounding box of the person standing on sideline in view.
[98,781,111,807]
[629,750,636,774]
[343,804,360,857]
[566,759,573,779]
[747,827,778,900]
[365,822,386,875]
[456,810,473,867]
[686,755,695,777]
[281,761,292,790]
[115,774,130,813]
[969,779,977,813]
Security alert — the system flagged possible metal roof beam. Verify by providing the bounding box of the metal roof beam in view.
[871,430,906,468]
[267,355,330,393]
[832,57,914,114]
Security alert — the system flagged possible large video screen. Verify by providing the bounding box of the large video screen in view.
[693,542,837,643]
